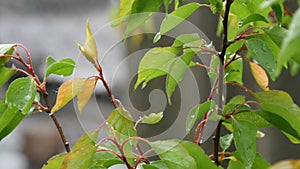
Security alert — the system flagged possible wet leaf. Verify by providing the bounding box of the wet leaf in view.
[240,13,268,27]
[220,133,234,152]
[0,101,26,140]
[135,47,179,89]
[232,120,257,169]
[255,90,300,141]
[150,140,218,169]
[186,101,215,134]
[245,38,277,80]
[51,78,86,114]
[5,77,36,114]
[225,58,243,85]
[249,62,269,91]
[141,112,164,124]
[0,44,15,64]
[228,152,271,169]
[77,78,97,113]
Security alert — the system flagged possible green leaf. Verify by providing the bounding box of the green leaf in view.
[5,77,36,114]
[232,120,257,169]
[245,38,277,80]
[0,44,15,64]
[255,90,300,141]
[0,66,15,86]
[278,9,300,72]
[166,52,195,104]
[124,0,163,39]
[51,78,86,114]
[220,133,233,152]
[135,47,179,89]
[240,13,268,27]
[42,153,68,169]
[150,140,219,169]
[208,55,220,81]
[106,106,137,144]
[156,2,201,42]
[224,95,245,115]
[225,58,243,84]
[45,56,76,77]
[235,111,271,128]
[186,101,215,134]
[228,152,271,169]
[207,0,223,14]
[0,44,15,55]
[0,101,26,140]
[172,33,205,48]
[225,41,244,59]
[141,112,164,124]
[88,152,124,169]
[271,3,283,25]
[262,27,287,48]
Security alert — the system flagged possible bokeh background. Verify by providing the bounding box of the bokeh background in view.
[0,0,299,169]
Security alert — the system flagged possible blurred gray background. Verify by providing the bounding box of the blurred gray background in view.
[0,0,299,169]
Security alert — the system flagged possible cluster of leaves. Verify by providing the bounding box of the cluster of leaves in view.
[1,0,300,169]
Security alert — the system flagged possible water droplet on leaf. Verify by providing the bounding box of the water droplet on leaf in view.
[153,32,161,43]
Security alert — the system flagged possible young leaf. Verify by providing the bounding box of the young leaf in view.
[255,90,300,141]
[245,38,277,80]
[240,13,268,27]
[141,112,164,124]
[157,3,201,41]
[75,19,98,66]
[220,133,233,152]
[0,102,26,140]
[42,153,68,169]
[232,120,257,169]
[150,140,218,169]
[225,57,243,85]
[0,66,15,86]
[135,47,179,89]
[5,77,36,114]
[45,56,76,77]
[278,9,300,72]
[106,106,137,144]
[249,62,269,91]
[51,78,86,114]
[77,78,97,113]
[186,101,215,134]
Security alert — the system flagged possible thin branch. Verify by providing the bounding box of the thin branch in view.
[224,82,255,96]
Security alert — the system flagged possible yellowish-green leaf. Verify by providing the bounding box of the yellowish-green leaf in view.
[51,78,86,114]
[141,112,164,124]
[75,19,98,66]
[249,62,269,91]
[77,78,97,113]
[106,106,137,144]
[119,0,135,18]
[270,159,300,169]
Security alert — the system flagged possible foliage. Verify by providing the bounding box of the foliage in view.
[1,0,300,168]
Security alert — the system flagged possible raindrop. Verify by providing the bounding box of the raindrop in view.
[191,115,195,118]
[60,75,64,77]
[153,32,161,43]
